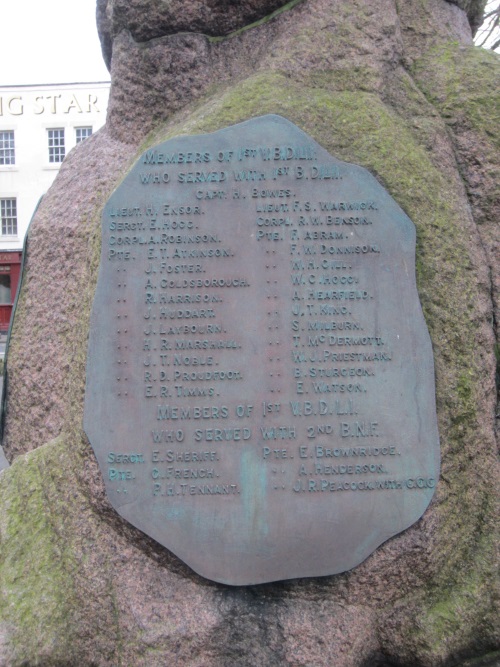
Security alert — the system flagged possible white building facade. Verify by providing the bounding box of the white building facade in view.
[0,81,109,330]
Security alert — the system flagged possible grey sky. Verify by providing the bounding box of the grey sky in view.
[1,0,110,85]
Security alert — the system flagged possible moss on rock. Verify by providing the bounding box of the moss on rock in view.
[107,64,499,661]
[0,437,81,664]
[0,3,498,665]
[412,44,500,145]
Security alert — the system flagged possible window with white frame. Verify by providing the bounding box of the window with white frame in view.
[0,131,15,165]
[47,128,65,163]
[0,198,17,236]
[0,275,11,304]
[75,126,92,143]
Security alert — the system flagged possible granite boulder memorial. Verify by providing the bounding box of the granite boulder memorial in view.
[0,0,497,664]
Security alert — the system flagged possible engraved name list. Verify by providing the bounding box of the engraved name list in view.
[84,115,440,585]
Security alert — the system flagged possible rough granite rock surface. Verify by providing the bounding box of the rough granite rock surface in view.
[0,0,499,665]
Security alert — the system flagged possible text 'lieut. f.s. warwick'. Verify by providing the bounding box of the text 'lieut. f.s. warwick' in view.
[84,115,440,586]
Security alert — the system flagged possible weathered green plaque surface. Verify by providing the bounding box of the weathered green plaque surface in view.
[84,115,440,585]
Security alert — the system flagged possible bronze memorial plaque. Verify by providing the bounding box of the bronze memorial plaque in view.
[84,115,440,585]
